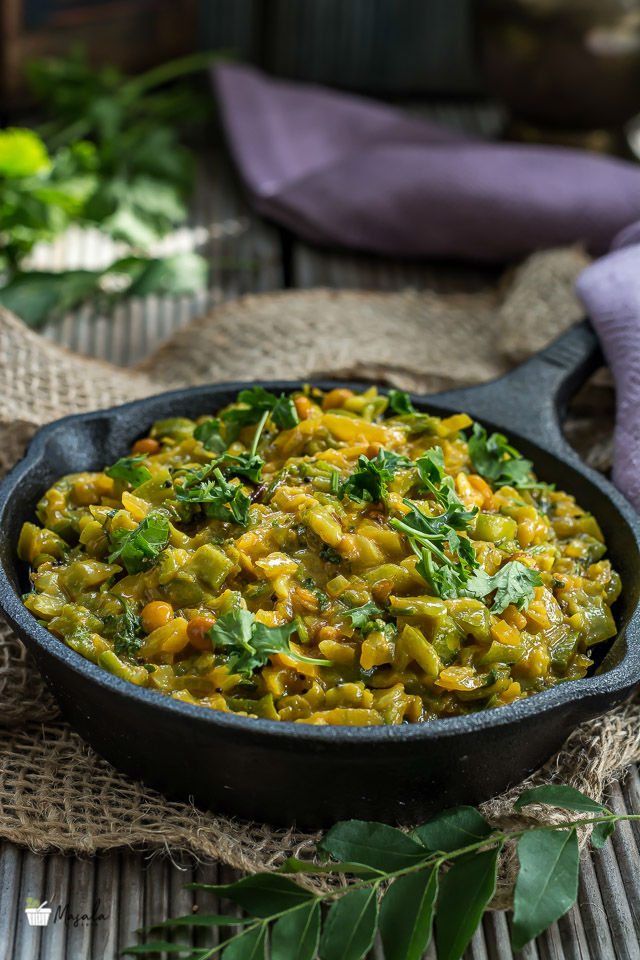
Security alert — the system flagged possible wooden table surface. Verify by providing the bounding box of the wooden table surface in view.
[1,107,639,960]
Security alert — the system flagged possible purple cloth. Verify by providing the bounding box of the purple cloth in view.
[577,229,640,510]
[214,63,640,262]
[215,64,640,511]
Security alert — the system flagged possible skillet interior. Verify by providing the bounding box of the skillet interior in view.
[0,332,638,825]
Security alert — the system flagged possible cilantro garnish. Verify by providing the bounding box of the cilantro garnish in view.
[103,595,144,658]
[320,543,342,564]
[391,499,478,600]
[465,561,543,614]
[108,513,170,574]
[208,610,331,677]
[105,455,151,488]
[174,466,251,525]
[340,449,411,504]
[390,449,480,599]
[221,387,299,443]
[193,418,227,454]
[343,601,383,628]
[387,389,416,415]
[468,423,534,489]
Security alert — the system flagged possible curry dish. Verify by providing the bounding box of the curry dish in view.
[18,386,620,726]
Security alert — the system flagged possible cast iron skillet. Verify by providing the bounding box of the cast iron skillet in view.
[0,321,638,828]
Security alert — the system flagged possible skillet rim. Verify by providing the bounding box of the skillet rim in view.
[0,377,639,746]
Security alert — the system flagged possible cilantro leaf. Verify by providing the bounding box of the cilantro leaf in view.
[272,395,300,430]
[103,596,144,658]
[174,467,250,525]
[468,423,534,489]
[344,601,383,629]
[391,498,479,600]
[320,543,343,564]
[340,449,411,504]
[105,454,152,488]
[217,452,264,484]
[465,561,543,613]
[208,610,331,676]
[221,387,300,442]
[193,418,227,454]
[387,389,416,415]
[108,513,170,574]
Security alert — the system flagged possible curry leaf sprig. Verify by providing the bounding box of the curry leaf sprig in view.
[208,609,331,676]
[125,785,633,960]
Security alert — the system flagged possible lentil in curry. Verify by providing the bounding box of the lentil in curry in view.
[18,386,620,726]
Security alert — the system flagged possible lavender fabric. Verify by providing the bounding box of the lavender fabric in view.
[214,63,640,262]
[214,64,640,511]
[577,230,640,510]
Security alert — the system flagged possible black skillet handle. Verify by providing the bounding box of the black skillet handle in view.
[424,320,603,459]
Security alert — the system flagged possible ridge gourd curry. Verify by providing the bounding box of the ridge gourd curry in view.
[18,386,620,726]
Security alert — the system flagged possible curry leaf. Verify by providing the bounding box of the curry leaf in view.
[319,821,428,873]
[379,868,439,960]
[318,887,378,960]
[187,874,314,918]
[515,785,615,850]
[147,913,249,929]
[511,828,579,951]
[412,806,492,853]
[435,846,500,960]
[105,455,151,488]
[515,784,609,814]
[107,513,169,574]
[271,901,321,960]
[222,925,267,960]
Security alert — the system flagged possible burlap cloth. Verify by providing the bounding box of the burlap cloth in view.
[0,246,636,905]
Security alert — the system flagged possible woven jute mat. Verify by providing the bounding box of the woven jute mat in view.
[0,245,636,905]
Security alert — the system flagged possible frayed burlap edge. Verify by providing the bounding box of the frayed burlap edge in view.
[0,243,632,905]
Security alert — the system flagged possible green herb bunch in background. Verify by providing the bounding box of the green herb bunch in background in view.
[0,49,220,327]
[124,785,633,960]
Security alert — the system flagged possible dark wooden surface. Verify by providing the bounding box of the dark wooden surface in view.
[1,111,639,959]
